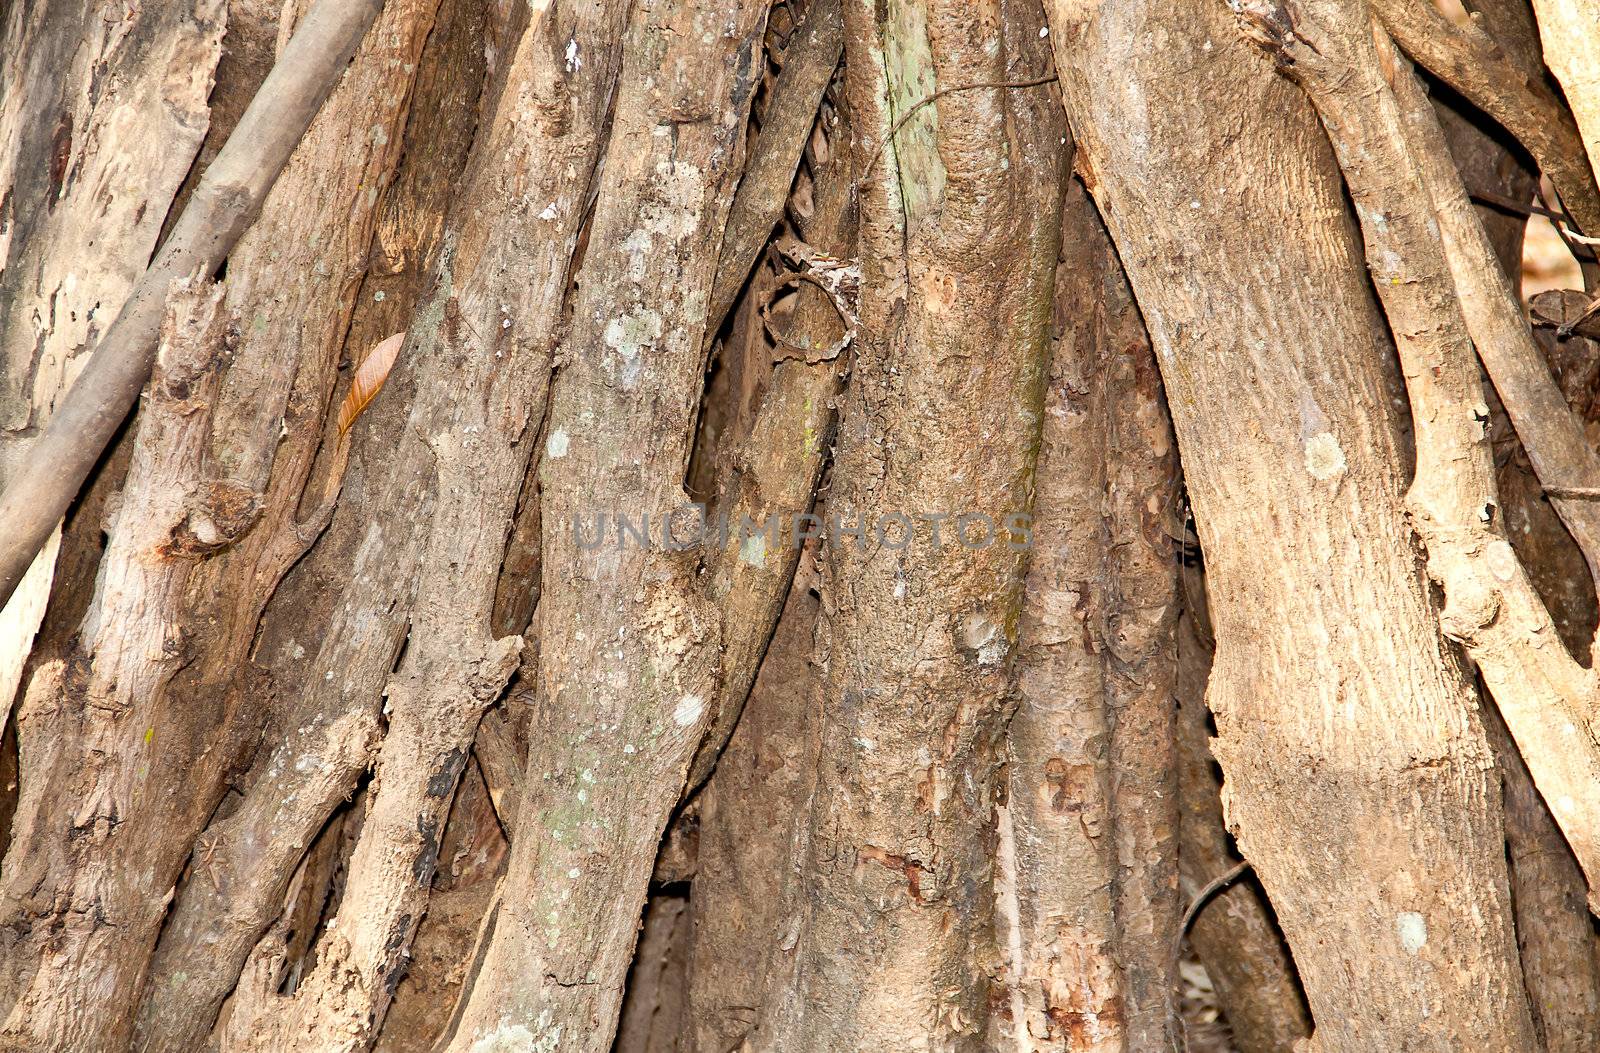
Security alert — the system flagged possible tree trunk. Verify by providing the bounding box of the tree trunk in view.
[1044,2,1537,1047]
[4,1,1600,1049]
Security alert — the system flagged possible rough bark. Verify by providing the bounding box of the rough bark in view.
[133,1,493,1039]
[0,4,435,1048]
[686,11,852,791]
[1046,1,1538,1047]
[210,1,644,1047]
[995,178,1123,1053]
[1234,0,1600,914]
[0,0,225,733]
[0,281,226,1050]
[686,581,824,1053]
[749,2,1066,1048]
[705,0,845,335]
[441,3,782,1049]
[995,178,1179,1052]
[1374,0,1600,238]
[1438,81,1600,1053]
[373,761,507,1053]
[1097,211,1180,1053]
[0,0,386,609]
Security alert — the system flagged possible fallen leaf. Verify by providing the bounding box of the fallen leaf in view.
[337,332,405,437]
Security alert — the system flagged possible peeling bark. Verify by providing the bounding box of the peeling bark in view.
[0,278,230,1050]
[995,178,1179,1052]
[0,0,225,733]
[0,4,432,1048]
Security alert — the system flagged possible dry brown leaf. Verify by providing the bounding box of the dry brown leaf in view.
[337,331,405,437]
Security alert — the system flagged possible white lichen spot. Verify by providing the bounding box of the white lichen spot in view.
[673,693,704,728]
[1304,431,1346,481]
[602,311,664,388]
[1396,911,1427,955]
[739,533,766,568]
[546,429,570,459]
[603,311,664,357]
[468,1023,537,1053]
[961,613,1008,667]
[1485,539,1518,582]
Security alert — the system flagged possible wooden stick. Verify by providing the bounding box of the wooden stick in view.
[0,0,385,607]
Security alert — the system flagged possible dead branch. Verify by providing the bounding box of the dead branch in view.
[0,0,385,610]
[707,0,844,334]
[1374,0,1600,238]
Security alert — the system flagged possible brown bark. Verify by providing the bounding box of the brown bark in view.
[1531,0,1600,198]
[1439,81,1600,1053]
[374,761,508,1053]
[1175,586,1311,1053]
[442,3,782,1048]
[750,2,1066,1047]
[615,891,693,1053]
[0,280,227,1050]
[1234,0,1600,915]
[686,581,824,1053]
[0,4,434,1048]
[687,22,852,791]
[1374,0,1600,239]
[1098,211,1180,1053]
[995,179,1125,1053]
[0,0,386,610]
[7,1,1597,1048]
[995,178,1179,1052]
[1046,1,1538,1047]
[0,0,225,731]
[213,1,639,1047]
[682,29,857,1045]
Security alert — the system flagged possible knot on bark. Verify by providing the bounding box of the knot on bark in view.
[1437,576,1501,643]
[162,479,261,558]
[1229,0,1322,71]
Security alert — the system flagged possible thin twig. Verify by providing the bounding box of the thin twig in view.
[1470,190,1566,224]
[1168,859,1253,1053]
[1556,295,1600,339]
[860,74,1059,183]
[0,0,385,609]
